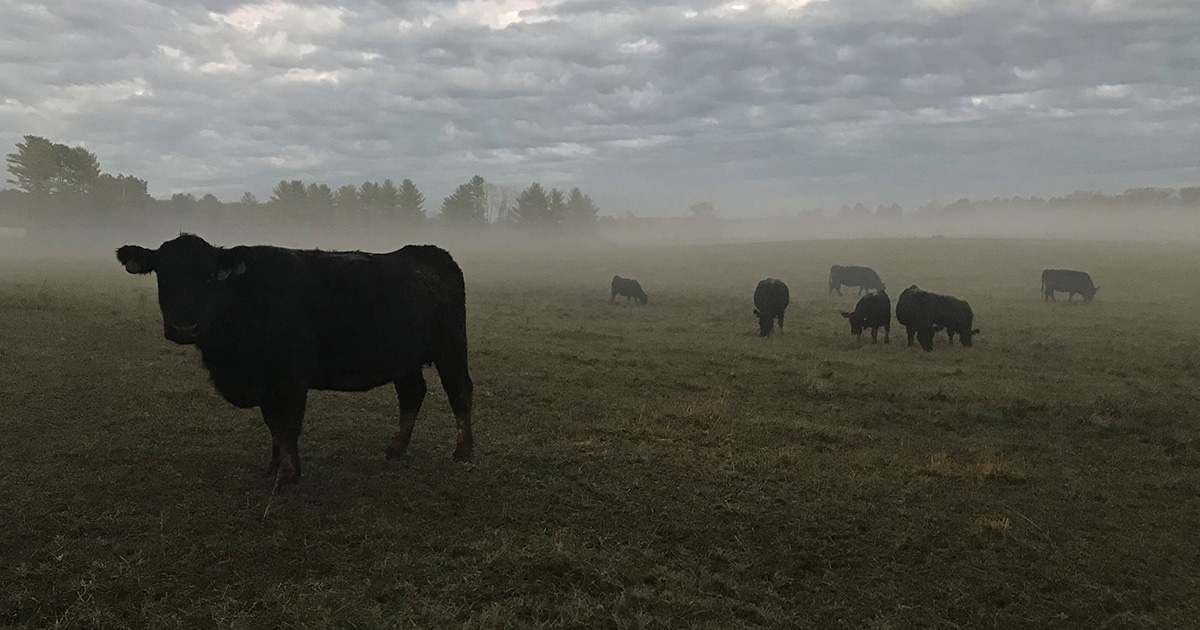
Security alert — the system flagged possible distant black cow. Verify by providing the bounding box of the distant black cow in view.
[117,234,474,484]
[829,265,885,296]
[841,290,891,343]
[753,278,790,337]
[1042,269,1098,302]
[895,285,979,351]
[611,276,648,305]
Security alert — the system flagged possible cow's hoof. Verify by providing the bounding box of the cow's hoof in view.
[452,447,473,462]
[276,468,301,485]
[384,444,407,460]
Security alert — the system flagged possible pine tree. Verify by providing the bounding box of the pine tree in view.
[565,187,599,226]
[397,179,425,221]
[512,182,550,227]
[441,175,487,225]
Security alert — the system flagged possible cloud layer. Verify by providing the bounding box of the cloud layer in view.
[2,0,1198,214]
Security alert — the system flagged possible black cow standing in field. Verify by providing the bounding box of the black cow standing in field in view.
[753,278,790,337]
[1042,269,1098,302]
[895,285,979,351]
[841,291,891,343]
[611,276,648,305]
[829,265,886,296]
[117,234,474,484]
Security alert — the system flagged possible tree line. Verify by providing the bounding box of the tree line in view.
[5,134,1200,233]
[2,135,599,231]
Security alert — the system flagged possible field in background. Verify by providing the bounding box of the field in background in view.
[2,237,1199,628]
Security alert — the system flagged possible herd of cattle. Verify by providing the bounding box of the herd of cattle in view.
[115,234,1100,483]
[624,264,1100,352]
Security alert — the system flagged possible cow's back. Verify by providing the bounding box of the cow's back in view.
[1043,269,1094,290]
[895,286,926,327]
[754,279,789,314]
[832,265,883,288]
[299,245,466,389]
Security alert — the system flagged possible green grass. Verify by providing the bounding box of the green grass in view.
[3,237,1200,628]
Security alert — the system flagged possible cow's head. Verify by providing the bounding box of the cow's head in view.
[960,328,981,347]
[841,311,862,335]
[117,234,246,345]
[637,292,648,305]
[754,309,774,337]
[1085,287,1098,302]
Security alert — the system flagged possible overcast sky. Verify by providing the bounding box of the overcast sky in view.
[2,0,1198,216]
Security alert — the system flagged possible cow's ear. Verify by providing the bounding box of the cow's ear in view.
[753,309,760,316]
[972,329,981,335]
[1093,287,1100,293]
[216,262,246,281]
[841,312,852,318]
[215,249,248,281]
[116,245,156,274]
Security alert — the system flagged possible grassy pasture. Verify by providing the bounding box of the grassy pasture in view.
[2,237,1199,629]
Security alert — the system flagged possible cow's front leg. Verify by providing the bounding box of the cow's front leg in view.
[264,441,281,478]
[870,328,878,343]
[261,388,308,484]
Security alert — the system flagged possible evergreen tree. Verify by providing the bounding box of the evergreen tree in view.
[333,184,359,212]
[240,192,259,206]
[5,135,58,196]
[512,182,550,227]
[440,175,487,225]
[5,135,100,199]
[548,188,566,225]
[359,181,383,217]
[170,193,198,211]
[198,193,221,211]
[270,180,308,207]
[378,179,400,215]
[305,183,333,211]
[397,179,425,221]
[565,187,598,226]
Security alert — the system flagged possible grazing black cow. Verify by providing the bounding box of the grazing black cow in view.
[611,276,648,305]
[895,285,979,351]
[841,290,891,343]
[753,278,790,337]
[829,265,885,296]
[1042,269,1098,302]
[116,234,474,484]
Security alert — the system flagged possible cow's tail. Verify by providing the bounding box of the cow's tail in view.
[1040,271,1045,296]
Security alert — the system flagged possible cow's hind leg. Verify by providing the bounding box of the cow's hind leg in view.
[261,388,307,484]
[906,326,916,347]
[870,328,878,343]
[435,351,475,462]
[883,323,891,344]
[387,369,427,459]
[777,311,785,334]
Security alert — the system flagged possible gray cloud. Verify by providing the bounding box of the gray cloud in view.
[2,0,1198,215]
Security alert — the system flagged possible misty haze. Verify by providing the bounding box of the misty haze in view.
[3,1,1200,628]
